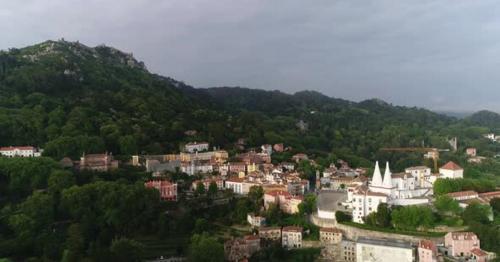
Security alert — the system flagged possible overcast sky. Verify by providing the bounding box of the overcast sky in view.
[2,0,500,112]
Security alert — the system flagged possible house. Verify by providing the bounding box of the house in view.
[225,177,245,195]
[0,146,43,157]
[418,240,438,262]
[447,190,479,201]
[319,227,343,245]
[264,191,303,214]
[247,213,266,227]
[405,166,432,187]
[356,237,414,262]
[466,148,477,157]
[258,227,281,241]
[192,177,224,191]
[349,185,388,223]
[280,162,295,171]
[282,226,303,249]
[439,161,464,179]
[184,141,209,153]
[273,143,284,152]
[471,248,488,262]
[341,240,356,262]
[224,235,261,262]
[261,144,273,155]
[144,180,177,201]
[444,232,480,258]
[292,153,308,163]
[79,152,119,172]
[181,160,213,175]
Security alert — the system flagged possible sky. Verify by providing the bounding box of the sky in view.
[2,0,500,112]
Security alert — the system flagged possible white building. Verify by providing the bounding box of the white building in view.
[350,185,388,223]
[347,161,431,224]
[439,161,463,179]
[184,142,209,153]
[0,146,43,157]
[225,177,245,194]
[405,166,432,188]
[356,237,414,262]
[181,160,213,175]
[282,226,303,249]
[247,213,266,227]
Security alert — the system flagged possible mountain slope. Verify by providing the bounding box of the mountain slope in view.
[0,40,460,165]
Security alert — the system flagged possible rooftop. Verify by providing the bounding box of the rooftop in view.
[440,161,463,171]
[357,237,412,249]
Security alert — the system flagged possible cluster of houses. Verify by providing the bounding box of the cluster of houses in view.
[224,226,306,261]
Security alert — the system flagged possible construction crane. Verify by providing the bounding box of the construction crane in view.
[379,147,449,173]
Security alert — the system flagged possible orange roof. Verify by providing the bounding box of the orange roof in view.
[0,146,35,151]
[282,226,303,232]
[244,235,260,241]
[447,190,478,198]
[265,190,291,197]
[226,177,245,183]
[471,248,487,257]
[320,227,343,233]
[419,240,437,253]
[259,226,281,232]
[448,231,477,240]
[441,161,463,171]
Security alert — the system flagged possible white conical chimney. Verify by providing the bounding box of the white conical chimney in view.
[382,162,392,188]
[371,161,383,187]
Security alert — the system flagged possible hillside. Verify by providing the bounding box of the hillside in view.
[0,40,463,167]
[466,110,500,129]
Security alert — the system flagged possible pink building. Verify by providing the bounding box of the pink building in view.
[264,191,303,214]
[144,180,177,201]
[418,240,437,262]
[471,248,488,262]
[80,152,119,172]
[444,232,480,257]
[466,148,477,157]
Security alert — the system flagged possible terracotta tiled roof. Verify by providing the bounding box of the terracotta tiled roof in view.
[265,190,291,197]
[226,177,245,183]
[0,146,35,151]
[244,235,260,241]
[320,227,342,233]
[259,226,281,232]
[447,190,478,198]
[471,248,487,257]
[441,161,463,170]
[282,226,303,232]
[448,231,477,240]
[419,240,437,253]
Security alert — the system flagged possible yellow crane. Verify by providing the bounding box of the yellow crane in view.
[380,147,449,173]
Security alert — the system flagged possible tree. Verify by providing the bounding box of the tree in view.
[490,198,500,213]
[48,170,75,194]
[391,206,435,230]
[248,186,264,212]
[194,182,205,196]
[375,203,391,228]
[64,223,84,261]
[189,233,224,262]
[193,218,209,234]
[110,238,145,262]
[298,194,317,215]
[462,203,491,225]
[434,195,461,215]
[208,181,218,197]
[335,211,351,223]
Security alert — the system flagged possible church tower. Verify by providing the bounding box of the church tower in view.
[371,161,383,187]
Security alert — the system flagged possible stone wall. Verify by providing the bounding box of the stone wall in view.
[310,213,444,245]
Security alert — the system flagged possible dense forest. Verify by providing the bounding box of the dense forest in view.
[1,40,499,169]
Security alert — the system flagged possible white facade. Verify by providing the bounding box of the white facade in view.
[184,142,209,153]
[0,146,42,157]
[282,227,302,249]
[439,162,464,179]
[225,180,244,194]
[356,237,414,262]
[351,188,388,223]
[405,166,432,187]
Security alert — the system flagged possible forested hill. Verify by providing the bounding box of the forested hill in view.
[0,40,492,167]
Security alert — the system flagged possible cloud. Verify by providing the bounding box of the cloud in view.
[1,0,500,111]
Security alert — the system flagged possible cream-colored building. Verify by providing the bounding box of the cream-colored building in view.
[356,237,414,262]
[320,227,343,245]
[282,226,303,249]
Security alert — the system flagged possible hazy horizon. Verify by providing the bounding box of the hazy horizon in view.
[3,1,500,112]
